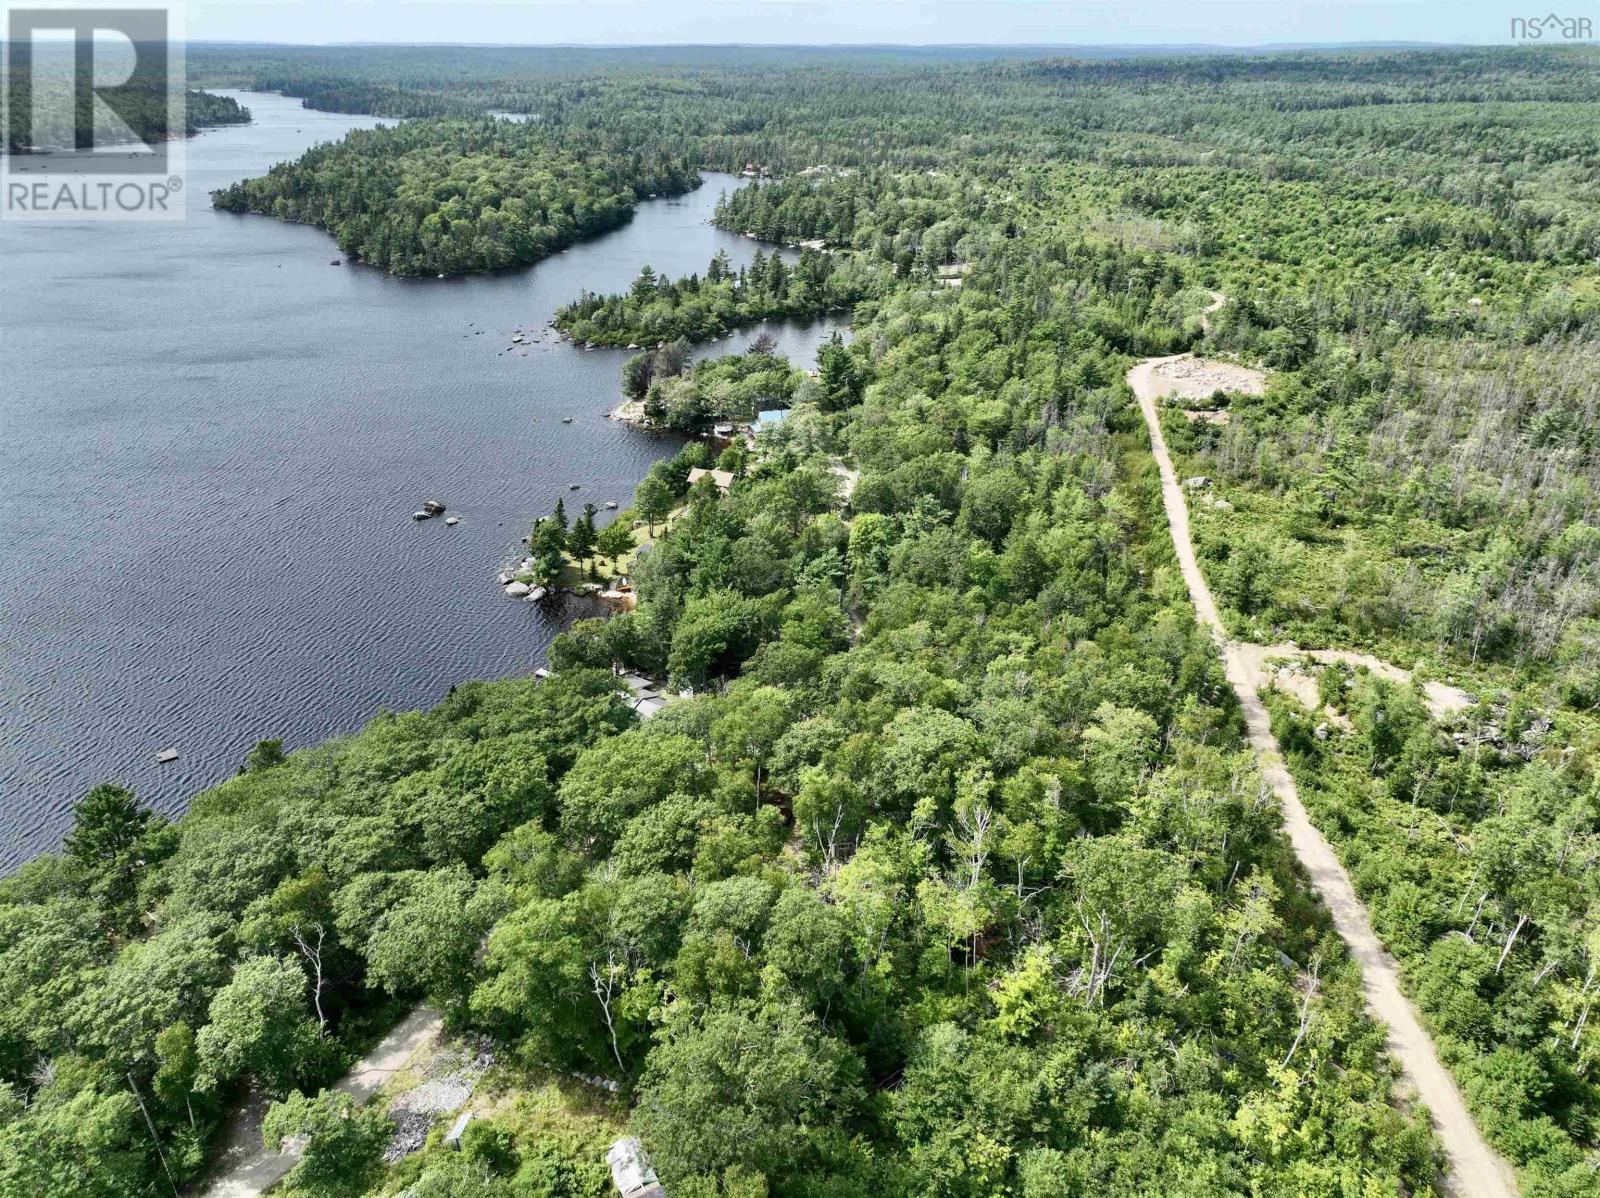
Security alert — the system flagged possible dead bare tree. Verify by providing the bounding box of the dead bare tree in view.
[127,1072,180,1198]
[1280,956,1322,1070]
[1465,891,1489,941]
[1570,961,1599,1052]
[291,922,329,1032]
[1076,904,1123,1007]
[954,801,993,893]
[1497,912,1530,975]
[590,952,629,1077]
[812,801,848,874]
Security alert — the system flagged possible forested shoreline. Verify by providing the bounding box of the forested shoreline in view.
[12,39,1600,1198]
[2,83,249,153]
[211,119,696,276]
[3,248,1449,1193]
[555,248,883,346]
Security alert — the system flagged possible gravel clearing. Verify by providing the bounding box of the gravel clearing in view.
[392,1076,474,1118]
[1150,354,1267,400]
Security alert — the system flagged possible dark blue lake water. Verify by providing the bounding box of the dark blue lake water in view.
[0,90,843,868]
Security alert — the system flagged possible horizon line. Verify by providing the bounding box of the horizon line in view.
[178,38,1496,49]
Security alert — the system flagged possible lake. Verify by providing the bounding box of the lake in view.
[0,90,845,869]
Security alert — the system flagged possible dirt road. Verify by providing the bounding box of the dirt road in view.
[1235,642,1474,721]
[1128,351,1517,1198]
[198,1005,442,1198]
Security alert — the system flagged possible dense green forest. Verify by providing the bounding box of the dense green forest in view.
[4,44,248,151]
[2,75,249,153]
[0,240,1446,1197]
[211,119,695,276]
[12,38,1600,1198]
[556,247,883,346]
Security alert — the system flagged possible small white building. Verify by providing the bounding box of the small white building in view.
[607,1137,666,1198]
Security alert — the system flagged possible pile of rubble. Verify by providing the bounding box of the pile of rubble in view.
[1449,699,1554,760]
[382,1034,497,1163]
[382,1111,433,1163]
[1153,356,1267,401]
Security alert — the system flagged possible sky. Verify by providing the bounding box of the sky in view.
[22,0,1570,48]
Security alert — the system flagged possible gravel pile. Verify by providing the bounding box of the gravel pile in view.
[392,1076,474,1117]
[381,1034,500,1162]
[383,1111,432,1163]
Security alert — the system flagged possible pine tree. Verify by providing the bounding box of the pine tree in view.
[569,504,599,574]
[531,514,568,582]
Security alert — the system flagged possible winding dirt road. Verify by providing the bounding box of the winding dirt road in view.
[1128,349,1516,1197]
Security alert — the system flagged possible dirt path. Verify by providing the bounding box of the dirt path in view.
[1236,642,1473,721]
[198,1005,442,1198]
[1128,353,1517,1198]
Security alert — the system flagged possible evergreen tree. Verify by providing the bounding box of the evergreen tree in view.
[530,515,568,587]
[569,504,599,574]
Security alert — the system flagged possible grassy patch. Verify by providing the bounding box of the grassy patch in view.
[376,1068,627,1198]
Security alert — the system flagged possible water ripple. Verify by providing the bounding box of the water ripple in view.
[0,91,844,871]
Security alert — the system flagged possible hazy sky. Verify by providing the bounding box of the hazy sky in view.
[34,0,1561,47]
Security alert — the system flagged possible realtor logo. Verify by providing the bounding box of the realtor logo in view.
[2,6,186,220]
[1510,13,1594,39]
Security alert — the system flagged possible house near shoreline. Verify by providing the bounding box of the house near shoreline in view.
[744,407,792,448]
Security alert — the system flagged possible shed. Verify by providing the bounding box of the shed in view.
[619,671,654,697]
[607,1137,665,1197]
